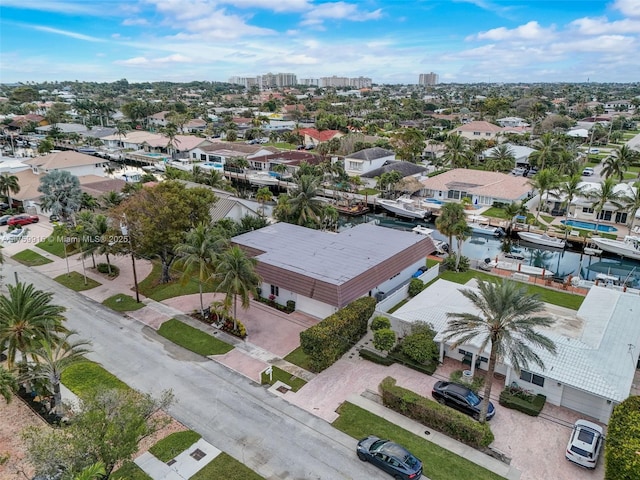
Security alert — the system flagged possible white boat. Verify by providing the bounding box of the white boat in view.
[590,235,640,261]
[517,232,566,249]
[247,171,280,186]
[467,215,504,236]
[412,225,448,253]
[584,247,603,256]
[378,196,431,220]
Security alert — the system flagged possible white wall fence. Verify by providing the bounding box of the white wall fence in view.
[375,265,440,313]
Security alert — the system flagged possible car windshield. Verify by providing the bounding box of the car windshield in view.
[465,390,481,406]
[371,439,388,451]
[404,454,420,468]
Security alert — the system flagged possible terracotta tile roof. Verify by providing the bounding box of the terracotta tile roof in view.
[23,151,104,170]
[298,128,342,142]
[451,121,503,134]
[420,168,531,201]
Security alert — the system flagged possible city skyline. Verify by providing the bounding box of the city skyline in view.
[1,0,639,84]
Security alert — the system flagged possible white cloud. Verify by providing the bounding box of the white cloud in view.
[222,0,311,13]
[301,2,383,26]
[569,16,640,35]
[473,21,555,41]
[31,25,106,42]
[122,18,150,26]
[116,54,193,66]
[613,0,640,18]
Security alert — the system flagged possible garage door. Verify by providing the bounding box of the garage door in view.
[295,295,335,319]
[561,386,604,420]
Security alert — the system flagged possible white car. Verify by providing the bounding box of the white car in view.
[566,419,604,469]
[582,167,595,176]
[588,148,600,154]
[511,167,526,176]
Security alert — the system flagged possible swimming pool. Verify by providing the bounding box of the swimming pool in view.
[201,162,224,170]
[561,219,618,233]
[143,152,164,158]
[423,198,444,205]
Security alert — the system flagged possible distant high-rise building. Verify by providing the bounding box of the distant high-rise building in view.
[300,78,319,86]
[228,76,258,88]
[320,76,350,88]
[349,77,372,89]
[258,72,297,88]
[419,72,439,86]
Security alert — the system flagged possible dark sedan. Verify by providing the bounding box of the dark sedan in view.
[0,214,11,226]
[8,214,40,226]
[357,436,423,480]
[432,381,495,420]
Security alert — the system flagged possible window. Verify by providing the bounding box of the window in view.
[473,132,480,136]
[270,285,279,297]
[520,370,545,387]
[200,154,206,161]
[582,207,594,214]
[348,161,362,171]
[615,212,628,224]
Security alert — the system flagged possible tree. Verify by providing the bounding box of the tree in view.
[602,145,639,181]
[373,329,396,353]
[175,223,228,315]
[444,279,557,422]
[74,462,106,480]
[21,331,91,415]
[38,170,83,222]
[528,168,559,222]
[390,127,425,162]
[100,191,122,210]
[24,388,174,478]
[436,202,466,257]
[255,187,273,217]
[214,246,260,330]
[287,174,325,228]
[553,174,584,238]
[0,173,20,208]
[529,133,561,170]
[485,144,515,172]
[0,365,17,404]
[0,282,67,368]
[586,177,625,231]
[443,134,469,168]
[622,181,640,231]
[111,181,217,283]
[604,395,640,480]
[451,221,472,271]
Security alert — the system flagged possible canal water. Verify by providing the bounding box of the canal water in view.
[340,212,640,287]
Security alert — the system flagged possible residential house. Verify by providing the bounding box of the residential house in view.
[450,121,504,141]
[189,142,279,170]
[182,118,207,134]
[420,168,531,206]
[180,181,262,222]
[496,117,530,128]
[360,161,427,190]
[232,222,436,318]
[247,150,322,176]
[23,151,108,177]
[481,144,537,168]
[148,111,171,128]
[298,128,344,147]
[604,100,634,114]
[390,280,640,423]
[343,147,396,176]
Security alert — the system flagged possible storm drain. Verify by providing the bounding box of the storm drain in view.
[276,385,290,394]
[167,459,176,466]
[190,448,206,461]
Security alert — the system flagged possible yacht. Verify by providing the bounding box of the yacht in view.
[517,232,566,249]
[377,195,431,220]
[411,226,448,254]
[247,171,280,186]
[466,215,504,236]
[590,235,640,261]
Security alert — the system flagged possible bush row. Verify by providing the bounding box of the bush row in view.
[300,297,376,372]
[498,389,546,416]
[380,377,494,449]
[605,395,640,480]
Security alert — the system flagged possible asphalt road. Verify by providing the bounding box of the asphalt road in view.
[3,261,390,480]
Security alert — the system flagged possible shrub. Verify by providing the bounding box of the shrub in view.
[498,388,546,416]
[286,300,296,312]
[605,396,640,480]
[442,254,470,272]
[97,263,120,277]
[408,278,426,297]
[373,328,396,352]
[399,322,438,365]
[450,370,485,394]
[370,316,391,331]
[300,297,376,372]
[359,348,395,366]
[380,377,494,449]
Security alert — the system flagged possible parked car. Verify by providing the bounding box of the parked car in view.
[4,228,25,243]
[356,436,423,480]
[0,202,9,212]
[582,167,595,176]
[8,214,40,226]
[565,419,604,469]
[0,214,11,226]
[588,148,600,154]
[432,381,496,420]
[49,214,61,223]
[511,167,526,176]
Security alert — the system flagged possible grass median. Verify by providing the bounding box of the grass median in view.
[149,430,202,462]
[61,360,130,397]
[103,293,145,312]
[190,452,264,480]
[54,271,101,291]
[260,366,306,392]
[12,249,53,266]
[157,319,233,356]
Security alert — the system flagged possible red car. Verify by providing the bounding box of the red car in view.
[8,214,40,226]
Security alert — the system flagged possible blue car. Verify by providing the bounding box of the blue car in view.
[357,436,423,479]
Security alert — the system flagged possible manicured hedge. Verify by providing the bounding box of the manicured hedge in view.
[605,395,640,480]
[300,297,376,372]
[359,348,395,366]
[380,377,494,449]
[498,389,546,416]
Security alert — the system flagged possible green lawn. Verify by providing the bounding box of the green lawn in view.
[12,249,53,266]
[102,293,145,311]
[190,452,264,480]
[61,360,130,397]
[482,207,509,219]
[138,262,216,301]
[149,430,202,462]
[157,319,234,356]
[36,234,77,258]
[539,214,554,225]
[387,298,409,314]
[54,271,101,291]
[333,402,504,480]
[260,365,306,392]
[357,188,380,195]
[283,346,313,371]
[112,461,151,480]
[426,258,441,269]
[440,270,584,310]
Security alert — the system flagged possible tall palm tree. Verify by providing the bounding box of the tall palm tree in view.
[485,144,515,172]
[21,331,91,415]
[443,134,469,169]
[436,202,466,257]
[451,221,472,271]
[0,365,17,404]
[528,168,559,222]
[444,279,557,423]
[553,174,584,238]
[288,174,325,228]
[602,145,638,181]
[529,133,561,171]
[175,223,228,316]
[0,282,67,368]
[586,177,625,231]
[0,173,20,209]
[255,187,273,217]
[214,246,261,330]
[622,181,640,231]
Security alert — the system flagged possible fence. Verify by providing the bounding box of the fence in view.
[375,264,440,313]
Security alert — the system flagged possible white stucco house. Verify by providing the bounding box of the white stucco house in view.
[390,279,640,424]
[481,144,536,168]
[343,147,396,176]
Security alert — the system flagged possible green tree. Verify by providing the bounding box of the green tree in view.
[99,191,122,210]
[528,168,559,222]
[529,133,561,171]
[214,246,261,331]
[0,173,20,208]
[112,181,217,283]
[373,329,396,353]
[443,134,469,168]
[436,202,466,257]
[451,220,472,271]
[444,279,557,423]
[38,170,83,222]
[255,187,273,217]
[0,365,17,404]
[604,395,640,480]
[73,462,106,480]
[553,174,584,238]
[287,174,325,228]
[390,127,425,162]
[0,282,67,368]
[586,177,625,231]
[485,144,515,172]
[602,145,639,181]
[21,331,91,415]
[622,181,640,231]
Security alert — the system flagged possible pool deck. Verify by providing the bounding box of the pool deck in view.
[551,217,630,240]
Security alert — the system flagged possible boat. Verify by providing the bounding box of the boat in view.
[333,199,369,216]
[517,232,566,249]
[466,215,504,236]
[411,226,448,253]
[584,247,603,256]
[494,260,553,277]
[247,171,280,186]
[590,235,640,261]
[377,195,431,220]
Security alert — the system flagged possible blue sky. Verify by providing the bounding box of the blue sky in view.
[1,0,639,84]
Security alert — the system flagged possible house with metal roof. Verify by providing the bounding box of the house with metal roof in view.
[390,279,640,423]
[344,147,395,176]
[232,222,436,318]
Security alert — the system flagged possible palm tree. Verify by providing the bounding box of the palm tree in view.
[443,134,468,168]
[214,246,261,330]
[0,173,20,209]
[100,190,122,210]
[175,224,228,316]
[553,174,584,238]
[528,168,559,222]
[529,133,561,171]
[255,187,273,217]
[0,365,17,404]
[485,144,515,172]
[444,279,557,423]
[503,201,527,232]
[436,202,466,257]
[451,221,472,271]
[586,177,625,231]
[74,462,106,480]
[622,181,640,231]
[288,174,325,228]
[0,282,67,368]
[602,145,638,181]
[21,331,91,415]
